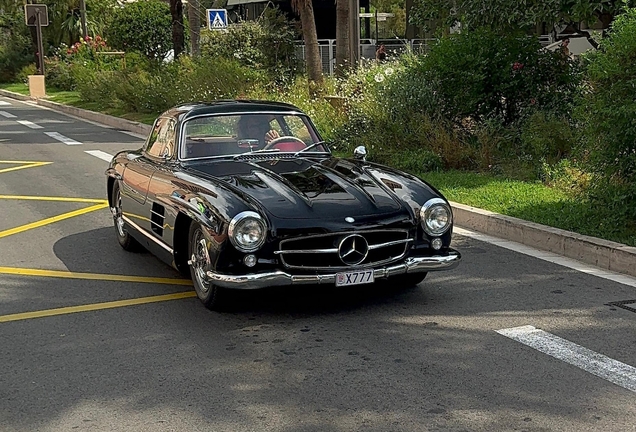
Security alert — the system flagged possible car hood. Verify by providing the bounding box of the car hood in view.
[184,157,408,220]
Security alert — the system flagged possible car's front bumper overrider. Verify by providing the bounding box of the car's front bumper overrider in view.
[206,249,461,290]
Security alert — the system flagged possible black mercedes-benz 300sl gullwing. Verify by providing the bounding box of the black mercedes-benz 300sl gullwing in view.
[106,100,461,310]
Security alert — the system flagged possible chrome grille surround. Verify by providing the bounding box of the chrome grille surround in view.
[276,229,412,270]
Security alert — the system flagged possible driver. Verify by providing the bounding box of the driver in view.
[236,115,280,148]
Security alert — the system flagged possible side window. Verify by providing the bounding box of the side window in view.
[146,118,166,156]
[147,118,176,158]
[162,120,177,158]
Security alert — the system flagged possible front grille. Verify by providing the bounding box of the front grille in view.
[276,229,411,270]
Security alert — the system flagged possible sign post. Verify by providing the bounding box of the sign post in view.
[206,9,228,31]
[24,4,49,75]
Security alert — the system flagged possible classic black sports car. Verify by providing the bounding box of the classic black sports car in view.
[106,100,461,309]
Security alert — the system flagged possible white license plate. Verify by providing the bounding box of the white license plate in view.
[335,269,375,287]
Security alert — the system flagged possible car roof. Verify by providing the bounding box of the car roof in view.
[160,99,307,121]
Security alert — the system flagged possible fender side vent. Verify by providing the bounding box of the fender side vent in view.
[151,203,165,236]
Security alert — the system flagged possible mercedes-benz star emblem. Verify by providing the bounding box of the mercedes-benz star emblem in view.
[338,234,369,266]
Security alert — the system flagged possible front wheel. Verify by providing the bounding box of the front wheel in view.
[111,182,141,251]
[188,222,224,310]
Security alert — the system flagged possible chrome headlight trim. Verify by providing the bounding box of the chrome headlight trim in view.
[419,198,452,236]
[228,211,267,252]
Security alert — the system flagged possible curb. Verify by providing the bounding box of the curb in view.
[1,89,635,278]
[451,202,636,278]
[0,89,152,136]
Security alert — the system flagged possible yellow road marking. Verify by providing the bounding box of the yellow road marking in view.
[0,195,107,203]
[0,161,52,174]
[0,266,192,285]
[0,203,108,239]
[0,292,197,323]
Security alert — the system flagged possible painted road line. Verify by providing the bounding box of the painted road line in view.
[0,161,52,175]
[85,150,114,162]
[0,195,105,203]
[454,227,636,289]
[0,266,192,285]
[0,291,196,323]
[44,131,82,145]
[0,100,10,106]
[16,120,43,129]
[0,111,17,118]
[0,203,108,239]
[118,130,146,139]
[496,325,636,393]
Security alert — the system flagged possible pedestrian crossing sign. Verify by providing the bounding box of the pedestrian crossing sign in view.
[207,9,228,30]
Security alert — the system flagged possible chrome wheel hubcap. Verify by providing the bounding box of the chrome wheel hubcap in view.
[112,192,125,238]
[189,232,211,293]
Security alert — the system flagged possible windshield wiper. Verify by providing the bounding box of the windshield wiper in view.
[293,141,328,157]
[233,148,281,160]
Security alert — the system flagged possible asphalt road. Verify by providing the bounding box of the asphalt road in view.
[0,95,635,432]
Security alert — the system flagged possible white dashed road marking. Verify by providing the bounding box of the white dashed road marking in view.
[0,101,10,106]
[497,325,636,393]
[0,111,17,118]
[85,150,113,162]
[16,120,43,129]
[44,131,82,145]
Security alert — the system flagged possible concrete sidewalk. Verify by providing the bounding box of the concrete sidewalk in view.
[2,88,635,278]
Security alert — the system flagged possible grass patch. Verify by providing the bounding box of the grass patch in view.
[419,170,636,246]
[0,82,29,95]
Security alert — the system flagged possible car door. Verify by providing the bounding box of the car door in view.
[145,118,178,245]
[120,117,170,233]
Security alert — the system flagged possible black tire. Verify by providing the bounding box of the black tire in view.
[188,222,224,310]
[111,182,141,251]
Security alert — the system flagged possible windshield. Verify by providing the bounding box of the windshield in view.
[180,112,328,160]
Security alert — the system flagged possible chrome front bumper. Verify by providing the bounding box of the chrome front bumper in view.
[206,250,461,290]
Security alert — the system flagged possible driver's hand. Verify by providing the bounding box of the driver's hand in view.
[265,130,280,144]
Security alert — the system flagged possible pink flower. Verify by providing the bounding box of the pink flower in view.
[512,62,524,71]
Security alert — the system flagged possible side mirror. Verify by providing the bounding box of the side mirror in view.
[354,145,367,161]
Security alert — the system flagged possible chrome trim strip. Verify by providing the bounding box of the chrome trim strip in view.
[122,215,173,254]
[368,238,413,250]
[278,228,409,247]
[206,250,461,290]
[150,210,164,218]
[274,248,338,255]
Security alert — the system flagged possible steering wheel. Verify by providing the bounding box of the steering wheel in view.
[262,136,307,151]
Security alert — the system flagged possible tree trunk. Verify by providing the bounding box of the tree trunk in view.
[335,0,349,77]
[170,0,185,58]
[188,0,201,57]
[296,0,324,86]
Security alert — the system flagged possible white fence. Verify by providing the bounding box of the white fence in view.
[294,39,435,75]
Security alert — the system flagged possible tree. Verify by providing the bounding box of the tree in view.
[107,0,172,60]
[291,0,323,86]
[188,0,201,56]
[169,0,185,58]
[409,0,635,34]
[335,0,350,77]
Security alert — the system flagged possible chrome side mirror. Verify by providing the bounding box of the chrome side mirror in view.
[354,145,367,161]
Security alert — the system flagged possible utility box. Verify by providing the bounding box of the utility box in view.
[28,75,46,98]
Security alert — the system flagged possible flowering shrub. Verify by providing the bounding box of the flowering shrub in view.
[421,28,581,128]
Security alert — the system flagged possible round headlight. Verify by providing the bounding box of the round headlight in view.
[419,198,452,236]
[228,211,267,252]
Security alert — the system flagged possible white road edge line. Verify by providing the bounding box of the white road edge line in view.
[16,120,43,129]
[85,150,114,162]
[0,111,17,118]
[118,130,146,139]
[454,227,636,288]
[44,131,82,145]
[496,325,636,393]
